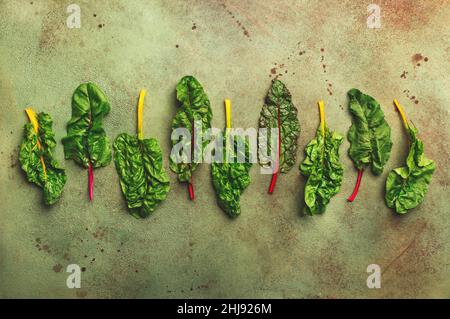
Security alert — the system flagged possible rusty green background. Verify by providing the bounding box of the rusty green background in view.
[0,0,449,298]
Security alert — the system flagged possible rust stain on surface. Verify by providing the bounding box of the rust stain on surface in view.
[378,218,441,297]
[403,89,419,105]
[92,227,106,240]
[268,42,305,78]
[383,0,446,31]
[38,9,67,51]
[382,222,427,275]
[52,264,63,273]
[314,239,348,290]
[76,290,88,298]
[221,2,251,39]
[412,53,424,64]
[9,148,18,168]
[412,53,429,67]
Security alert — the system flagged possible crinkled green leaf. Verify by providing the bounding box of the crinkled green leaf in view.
[347,88,392,174]
[385,126,435,214]
[300,125,343,215]
[62,82,112,168]
[113,133,170,218]
[258,79,300,172]
[211,130,252,217]
[19,112,66,205]
[170,76,212,182]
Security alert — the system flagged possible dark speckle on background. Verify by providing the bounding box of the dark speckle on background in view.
[76,290,88,298]
[52,264,62,273]
[221,2,251,39]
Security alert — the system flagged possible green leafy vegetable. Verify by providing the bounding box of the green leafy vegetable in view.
[347,88,392,202]
[385,100,435,214]
[258,79,300,193]
[113,90,170,218]
[170,75,213,200]
[62,82,112,201]
[19,108,66,205]
[299,101,343,215]
[114,136,169,217]
[211,100,252,217]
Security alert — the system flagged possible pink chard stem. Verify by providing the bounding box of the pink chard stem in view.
[347,169,364,202]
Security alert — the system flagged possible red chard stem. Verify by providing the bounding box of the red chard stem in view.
[347,169,364,202]
[268,173,278,194]
[269,102,282,194]
[188,177,195,200]
[88,161,94,201]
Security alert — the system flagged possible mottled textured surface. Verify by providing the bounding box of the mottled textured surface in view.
[0,0,449,298]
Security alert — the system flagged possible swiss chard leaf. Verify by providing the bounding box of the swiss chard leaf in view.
[19,110,66,205]
[258,80,300,172]
[113,134,170,218]
[211,130,252,218]
[169,76,212,199]
[300,104,343,215]
[258,80,300,192]
[347,88,392,174]
[62,83,112,200]
[385,124,435,214]
[347,88,392,202]
[62,83,112,168]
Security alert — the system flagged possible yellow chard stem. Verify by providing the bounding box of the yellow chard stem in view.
[25,108,47,177]
[137,89,146,140]
[318,100,325,137]
[393,99,409,130]
[225,99,232,129]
